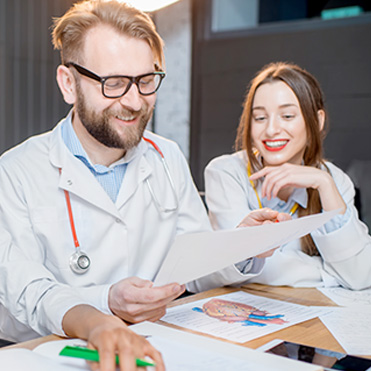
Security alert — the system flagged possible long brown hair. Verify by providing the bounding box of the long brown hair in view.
[235,62,328,256]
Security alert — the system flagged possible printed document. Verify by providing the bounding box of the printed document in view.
[319,307,371,355]
[318,286,371,307]
[160,291,320,343]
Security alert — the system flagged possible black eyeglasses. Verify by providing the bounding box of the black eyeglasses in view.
[65,62,165,98]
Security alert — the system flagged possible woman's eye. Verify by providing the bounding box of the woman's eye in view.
[282,114,295,120]
[254,116,266,122]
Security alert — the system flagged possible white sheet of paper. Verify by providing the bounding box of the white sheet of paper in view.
[131,322,323,371]
[160,291,320,343]
[27,322,323,371]
[154,209,338,286]
[33,338,89,370]
[0,348,77,371]
[318,287,371,307]
[319,307,371,355]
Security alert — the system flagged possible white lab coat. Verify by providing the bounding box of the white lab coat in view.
[0,117,252,342]
[205,151,371,290]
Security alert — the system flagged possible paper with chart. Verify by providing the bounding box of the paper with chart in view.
[319,307,371,355]
[154,209,338,286]
[318,286,371,307]
[160,291,320,343]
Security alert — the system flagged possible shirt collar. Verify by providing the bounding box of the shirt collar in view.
[61,111,141,173]
[253,154,308,210]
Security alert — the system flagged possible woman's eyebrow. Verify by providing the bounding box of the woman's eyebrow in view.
[252,103,298,110]
[279,103,298,108]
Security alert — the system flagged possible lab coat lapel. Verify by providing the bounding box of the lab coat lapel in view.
[59,163,122,219]
[49,123,122,220]
[115,140,152,209]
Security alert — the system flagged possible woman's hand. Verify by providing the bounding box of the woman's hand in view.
[237,208,291,258]
[237,208,291,227]
[62,305,165,371]
[249,163,346,213]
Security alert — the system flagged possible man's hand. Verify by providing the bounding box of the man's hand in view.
[62,305,165,371]
[109,276,185,323]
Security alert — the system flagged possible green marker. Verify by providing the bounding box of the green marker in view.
[59,345,156,367]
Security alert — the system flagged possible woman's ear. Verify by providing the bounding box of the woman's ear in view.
[317,109,325,132]
[56,65,77,105]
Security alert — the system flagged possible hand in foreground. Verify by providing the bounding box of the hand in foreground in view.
[237,208,292,258]
[63,305,165,371]
[109,276,185,323]
[237,208,291,228]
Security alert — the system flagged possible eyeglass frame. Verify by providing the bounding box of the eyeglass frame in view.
[64,62,166,99]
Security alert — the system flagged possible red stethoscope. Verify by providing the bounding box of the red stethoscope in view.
[62,137,178,274]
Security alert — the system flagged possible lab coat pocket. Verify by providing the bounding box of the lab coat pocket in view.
[30,207,71,271]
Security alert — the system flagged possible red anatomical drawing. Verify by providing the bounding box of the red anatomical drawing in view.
[192,298,287,327]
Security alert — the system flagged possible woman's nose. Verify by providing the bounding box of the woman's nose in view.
[265,115,281,136]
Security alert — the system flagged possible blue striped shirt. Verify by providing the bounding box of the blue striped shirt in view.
[61,118,127,203]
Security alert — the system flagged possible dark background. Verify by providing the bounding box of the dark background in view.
[190,0,371,192]
[0,0,74,152]
[0,0,370,222]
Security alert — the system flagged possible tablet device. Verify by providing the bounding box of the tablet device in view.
[258,339,371,371]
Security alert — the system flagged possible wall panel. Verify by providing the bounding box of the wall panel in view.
[0,0,73,154]
[191,3,371,192]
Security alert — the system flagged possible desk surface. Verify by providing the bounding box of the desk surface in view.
[3,284,347,354]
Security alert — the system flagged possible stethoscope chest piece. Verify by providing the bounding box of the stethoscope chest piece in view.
[69,250,91,274]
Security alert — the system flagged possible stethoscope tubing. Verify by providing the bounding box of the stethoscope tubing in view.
[61,137,178,274]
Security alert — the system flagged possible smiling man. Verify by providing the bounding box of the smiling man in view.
[0,0,262,355]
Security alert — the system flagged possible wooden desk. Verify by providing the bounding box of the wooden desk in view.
[2,284,350,354]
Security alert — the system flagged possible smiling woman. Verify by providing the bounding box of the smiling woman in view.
[250,81,310,167]
[204,62,371,291]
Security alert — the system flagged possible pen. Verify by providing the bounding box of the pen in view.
[59,345,156,367]
[275,203,299,223]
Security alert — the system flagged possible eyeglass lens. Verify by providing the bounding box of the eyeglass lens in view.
[104,74,162,97]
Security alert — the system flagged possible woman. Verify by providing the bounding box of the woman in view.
[205,62,371,290]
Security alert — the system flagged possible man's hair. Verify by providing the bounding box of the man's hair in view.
[52,0,164,69]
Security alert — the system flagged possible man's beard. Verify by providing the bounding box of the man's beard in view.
[75,84,153,151]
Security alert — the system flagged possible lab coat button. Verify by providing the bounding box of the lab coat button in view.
[115,218,121,223]
[67,180,73,185]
